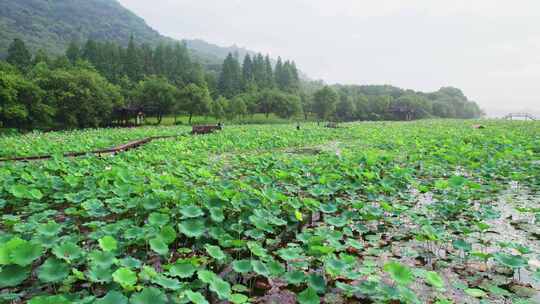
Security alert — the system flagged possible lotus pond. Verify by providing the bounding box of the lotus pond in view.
[0,120,539,304]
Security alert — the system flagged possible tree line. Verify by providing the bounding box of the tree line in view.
[0,37,482,130]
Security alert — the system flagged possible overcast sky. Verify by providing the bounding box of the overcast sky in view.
[117,0,540,116]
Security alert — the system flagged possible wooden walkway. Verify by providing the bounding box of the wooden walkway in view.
[0,134,187,163]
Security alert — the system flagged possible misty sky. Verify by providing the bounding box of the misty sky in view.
[117,0,540,116]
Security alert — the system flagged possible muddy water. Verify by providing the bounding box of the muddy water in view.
[485,187,540,303]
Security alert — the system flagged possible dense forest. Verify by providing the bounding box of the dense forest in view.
[0,37,483,130]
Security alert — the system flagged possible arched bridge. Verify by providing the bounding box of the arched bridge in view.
[504,113,536,121]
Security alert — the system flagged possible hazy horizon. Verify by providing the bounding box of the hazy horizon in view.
[118,0,540,117]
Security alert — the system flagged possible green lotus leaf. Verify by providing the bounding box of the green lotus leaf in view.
[267,260,285,277]
[325,257,347,274]
[178,219,206,238]
[0,238,23,265]
[298,287,320,304]
[251,260,269,277]
[159,225,177,244]
[10,241,43,266]
[169,261,197,278]
[232,259,253,273]
[87,263,113,282]
[284,270,306,285]
[37,221,62,237]
[464,288,487,298]
[308,274,326,293]
[277,247,304,260]
[319,204,338,213]
[533,268,540,282]
[94,291,128,304]
[209,277,232,300]
[148,212,170,226]
[139,265,158,281]
[185,290,209,304]
[98,236,118,252]
[29,189,44,200]
[52,242,83,262]
[37,258,70,283]
[180,205,205,218]
[346,239,364,250]
[384,261,413,286]
[247,241,268,258]
[0,237,42,266]
[28,295,70,304]
[198,270,217,284]
[89,250,116,268]
[124,227,145,240]
[425,271,445,289]
[153,274,183,290]
[205,244,226,261]
[230,293,248,304]
[209,208,225,222]
[493,253,528,269]
[130,287,167,304]
[0,265,30,288]
[119,257,142,269]
[149,237,169,256]
[325,216,348,227]
[452,239,472,252]
[9,185,28,199]
[112,267,137,289]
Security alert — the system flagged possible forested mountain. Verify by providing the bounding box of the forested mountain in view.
[0,0,251,65]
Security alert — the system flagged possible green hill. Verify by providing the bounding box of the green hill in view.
[0,0,253,64]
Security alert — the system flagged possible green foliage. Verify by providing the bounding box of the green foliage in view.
[0,120,537,303]
[384,261,414,286]
[313,86,338,121]
[134,76,177,124]
[112,267,137,289]
[37,258,70,283]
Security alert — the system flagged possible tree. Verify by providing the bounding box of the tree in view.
[211,97,227,120]
[134,76,176,125]
[242,54,254,88]
[66,41,81,63]
[124,36,142,81]
[272,92,302,119]
[264,55,274,89]
[179,83,212,124]
[7,39,32,71]
[257,89,278,118]
[34,65,123,128]
[229,96,248,120]
[312,86,338,121]
[335,94,356,121]
[218,53,242,98]
[300,92,312,120]
[33,49,50,66]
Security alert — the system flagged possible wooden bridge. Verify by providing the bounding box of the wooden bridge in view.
[504,113,536,121]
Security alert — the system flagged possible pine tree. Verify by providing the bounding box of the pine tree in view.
[264,55,274,89]
[7,38,32,70]
[33,49,50,65]
[274,57,284,90]
[218,53,242,98]
[124,35,142,81]
[252,54,265,88]
[242,54,254,87]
